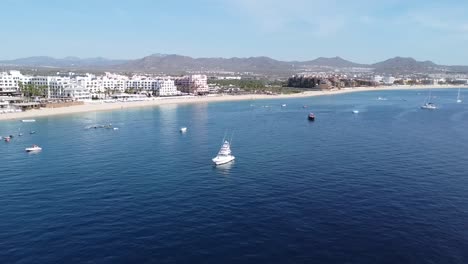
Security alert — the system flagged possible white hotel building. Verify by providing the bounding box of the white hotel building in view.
[0,70,23,95]
[0,70,199,100]
[153,78,179,96]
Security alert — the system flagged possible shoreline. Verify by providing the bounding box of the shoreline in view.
[1,85,467,121]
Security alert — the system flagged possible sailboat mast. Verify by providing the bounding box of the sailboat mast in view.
[230,132,234,146]
[222,130,227,144]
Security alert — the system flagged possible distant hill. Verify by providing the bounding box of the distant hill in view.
[118,54,293,73]
[1,54,467,74]
[300,56,366,68]
[371,57,444,73]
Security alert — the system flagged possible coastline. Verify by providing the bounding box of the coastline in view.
[1,85,466,121]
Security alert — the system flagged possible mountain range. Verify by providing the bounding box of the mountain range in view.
[1,54,467,74]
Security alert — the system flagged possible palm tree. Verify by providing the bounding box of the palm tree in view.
[18,81,24,96]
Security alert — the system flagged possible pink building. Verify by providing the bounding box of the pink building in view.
[175,75,209,95]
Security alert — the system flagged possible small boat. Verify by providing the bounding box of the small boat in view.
[421,88,437,110]
[25,145,42,152]
[4,136,10,142]
[352,110,359,114]
[30,131,36,134]
[303,105,308,108]
[212,139,235,165]
[308,113,315,121]
[180,127,188,133]
[281,104,287,107]
[18,133,23,136]
[113,127,119,131]
[420,102,437,110]
[21,119,36,123]
[377,97,387,101]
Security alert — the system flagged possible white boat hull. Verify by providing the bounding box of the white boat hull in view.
[212,155,235,165]
[420,106,437,110]
[25,147,42,152]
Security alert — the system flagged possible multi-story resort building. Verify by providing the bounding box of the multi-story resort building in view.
[175,75,209,95]
[0,71,197,100]
[154,79,179,96]
[0,70,23,95]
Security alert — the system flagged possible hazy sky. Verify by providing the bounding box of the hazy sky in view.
[2,0,468,64]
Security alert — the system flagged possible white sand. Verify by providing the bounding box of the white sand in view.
[1,85,466,121]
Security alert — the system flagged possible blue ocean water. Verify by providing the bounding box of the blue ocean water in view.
[1,89,468,263]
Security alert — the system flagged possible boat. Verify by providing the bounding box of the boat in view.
[25,145,42,152]
[303,105,308,108]
[421,88,437,110]
[352,110,359,114]
[457,87,462,103]
[281,104,287,107]
[212,138,235,165]
[18,133,23,136]
[308,113,315,121]
[30,131,36,134]
[4,136,10,142]
[180,127,187,133]
[420,102,437,110]
[377,97,387,101]
[21,119,36,123]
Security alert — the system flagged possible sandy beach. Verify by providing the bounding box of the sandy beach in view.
[1,85,466,121]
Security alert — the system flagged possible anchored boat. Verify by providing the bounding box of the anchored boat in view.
[25,145,42,152]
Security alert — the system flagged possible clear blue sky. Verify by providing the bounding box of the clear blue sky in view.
[2,0,468,64]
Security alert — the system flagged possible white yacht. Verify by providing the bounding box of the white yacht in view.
[212,140,235,165]
[21,119,36,123]
[25,145,42,152]
[180,127,187,133]
[352,110,359,114]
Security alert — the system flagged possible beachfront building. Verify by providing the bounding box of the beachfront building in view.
[0,70,25,95]
[126,75,157,94]
[73,73,129,99]
[46,76,71,99]
[153,79,179,96]
[374,75,383,83]
[383,76,395,85]
[1,71,195,100]
[0,71,17,95]
[102,72,128,94]
[175,75,209,95]
[64,83,91,101]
